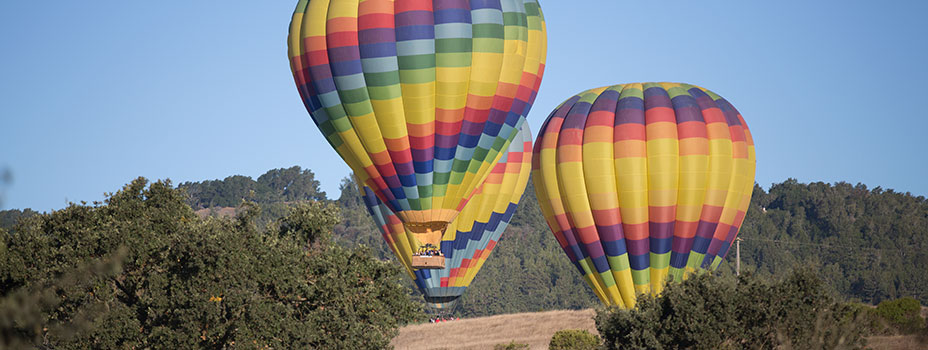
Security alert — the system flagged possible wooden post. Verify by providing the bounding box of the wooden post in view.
[735,238,742,276]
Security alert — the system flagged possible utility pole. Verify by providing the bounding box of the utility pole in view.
[735,238,742,276]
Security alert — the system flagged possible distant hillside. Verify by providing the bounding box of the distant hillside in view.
[0,208,39,230]
[737,181,928,304]
[4,167,926,314]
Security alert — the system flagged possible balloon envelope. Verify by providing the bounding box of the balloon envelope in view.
[362,124,532,309]
[532,83,756,308]
[288,0,547,249]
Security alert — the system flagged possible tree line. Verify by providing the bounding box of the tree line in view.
[2,167,926,322]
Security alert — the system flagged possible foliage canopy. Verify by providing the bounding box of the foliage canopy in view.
[0,178,418,349]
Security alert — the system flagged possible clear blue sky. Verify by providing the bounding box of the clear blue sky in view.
[2,1,927,212]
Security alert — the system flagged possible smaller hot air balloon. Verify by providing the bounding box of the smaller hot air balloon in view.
[533,83,755,308]
[361,124,532,310]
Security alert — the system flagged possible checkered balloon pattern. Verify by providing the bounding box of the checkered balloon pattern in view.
[361,124,532,309]
[533,83,756,308]
[288,0,547,242]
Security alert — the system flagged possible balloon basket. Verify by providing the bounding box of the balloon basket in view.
[411,255,445,269]
[424,295,460,322]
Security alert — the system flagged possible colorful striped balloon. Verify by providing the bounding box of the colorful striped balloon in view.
[532,83,756,308]
[362,124,532,309]
[288,0,547,251]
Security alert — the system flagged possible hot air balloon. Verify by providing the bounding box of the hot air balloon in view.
[532,83,756,308]
[288,0,547,267]
[361,124,532,310]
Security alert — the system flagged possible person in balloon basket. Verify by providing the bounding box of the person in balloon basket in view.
[415,244,443,257]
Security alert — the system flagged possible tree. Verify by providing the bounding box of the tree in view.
[275,201,340,247]
[0,178,418,349]
[256,166,326,202]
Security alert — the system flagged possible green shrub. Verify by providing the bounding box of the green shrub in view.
[874,297,925,334]
[549,329,600,350]
[493,341,530,350]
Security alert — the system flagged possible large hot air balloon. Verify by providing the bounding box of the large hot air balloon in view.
[288,0,547,267]
[533,83,755,308]
[361,124,532,310]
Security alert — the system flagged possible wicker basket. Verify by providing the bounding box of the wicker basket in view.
[411,255,445,269]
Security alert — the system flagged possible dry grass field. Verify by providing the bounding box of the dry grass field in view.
[391,309,596,350]
[393,308,928,350]
[865,335,925,350]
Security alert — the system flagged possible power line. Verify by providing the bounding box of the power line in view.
[737,237,927,299]
[738,237,924,254]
